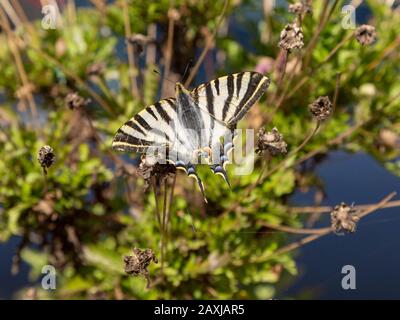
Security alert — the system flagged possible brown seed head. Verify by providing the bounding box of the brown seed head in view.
[86,62,106,77]
[331,203,359,234]
[38,145,55,173]
[355,24,377,46]
[65,92,91,110]
[308,96,333,121]
[278,23,304,51]
[257,127,288,156]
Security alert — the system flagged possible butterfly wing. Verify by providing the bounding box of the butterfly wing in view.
[112,98,177,154]
[191,71,270,127]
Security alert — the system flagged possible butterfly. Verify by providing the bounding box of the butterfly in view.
[112,71,270,202]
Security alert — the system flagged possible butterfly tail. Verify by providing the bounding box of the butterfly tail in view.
[211,164,231,189]
[186,163,208,203]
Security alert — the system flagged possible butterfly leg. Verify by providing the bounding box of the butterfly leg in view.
[176,160,207,203]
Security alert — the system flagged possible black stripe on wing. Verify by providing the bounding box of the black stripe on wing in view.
[205,84,215,146]
[229,72,270,125]
[222,74,235,122]
[112,98,177,153]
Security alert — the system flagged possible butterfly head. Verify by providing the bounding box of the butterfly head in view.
[175,82,190,96]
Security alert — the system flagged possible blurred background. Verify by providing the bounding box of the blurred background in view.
[0,0,399,299]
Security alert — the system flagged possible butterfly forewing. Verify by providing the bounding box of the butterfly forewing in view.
[112,98,177,153]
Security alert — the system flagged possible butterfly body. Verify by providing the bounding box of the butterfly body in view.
[112,72,270,201]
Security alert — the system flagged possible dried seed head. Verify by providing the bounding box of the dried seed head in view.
[86,62,106,77]
[256,127,288,156]
[355,24,377,46]
[278,23,304,51]
[126,34,152,55]
[308,96,333,121]
[124,248,158,288]
[331,203,359,234]
[38,145,55,173]
[288,1,312,15]
[138,155,176,190]
[65,92,91,110]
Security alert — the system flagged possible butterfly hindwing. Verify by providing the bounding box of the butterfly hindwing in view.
[191,71,270,127]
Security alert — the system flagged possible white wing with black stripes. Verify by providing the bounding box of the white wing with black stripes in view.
[191,71,270,126]
[112,98,177,153]
[112,71,270,202]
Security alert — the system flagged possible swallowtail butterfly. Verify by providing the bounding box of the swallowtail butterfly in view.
[112,71,270,201]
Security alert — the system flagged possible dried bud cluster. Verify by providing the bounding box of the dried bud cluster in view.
[278,23,304,51]
[256,127,288,156]
[288,1,312,15]
[124,248,158,288]
[65,92,91,110]
[86,62,106,77]
[308,96,333,121]
[331,203,359,234]
[38,145,55,173]
[126,34,153,55]
[355,24,377,46]
[138,155,176,190]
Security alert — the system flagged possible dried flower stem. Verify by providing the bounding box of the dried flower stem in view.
[260,221,330,235]
[152,179,162,227]
[0,7,39,126]
[184,0,229,87]
[291,90,400,168]
[332,73,341,111]
[267,192,397,258]
[27,44,115,115]
[367,36,400,71]
[122,0,139,100]
[166,173,177,238]
[290,200,400,214]
[160,179,168,272]
[161,1,175,96]
[303,0,339,69]
[270,32,350,120]
[273,49,289,101]
[260,121,320,183]
[225,122,319,215]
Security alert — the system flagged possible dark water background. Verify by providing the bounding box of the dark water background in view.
[1,0,399,299]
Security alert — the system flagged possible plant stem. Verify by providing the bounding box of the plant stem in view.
[250,192,397,262]
[122,0,140,100]
[184,0,229,87]
[0,6,39,127]
[290,200,400,214]
[161,1,175,96]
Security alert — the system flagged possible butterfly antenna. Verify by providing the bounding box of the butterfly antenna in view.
[181,59,193,84]
[153,68,175,84]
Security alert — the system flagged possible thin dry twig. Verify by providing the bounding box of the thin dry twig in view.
[28,45,115,115]
[225,121,320,215]
[290,200,400,215]
[303,0,339,69]
[122,0,140,99]
[184,0,229,87]
[260,121,320,183]
[0,6,39,126]
[270,192,397,257]
[161,1,176,96]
